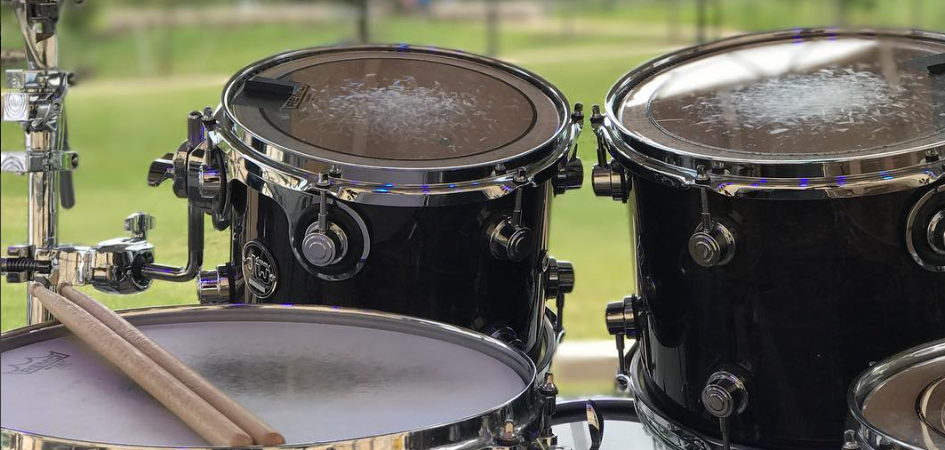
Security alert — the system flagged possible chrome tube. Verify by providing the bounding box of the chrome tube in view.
[140,205,204,282]
[15,0,60,325]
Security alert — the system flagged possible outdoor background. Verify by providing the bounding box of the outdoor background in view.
[2,0,942,393]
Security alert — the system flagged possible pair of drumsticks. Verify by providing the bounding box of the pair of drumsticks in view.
[31,283,286,446]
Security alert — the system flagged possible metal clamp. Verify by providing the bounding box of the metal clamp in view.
[1,151,78,173]
[197,264,233,304]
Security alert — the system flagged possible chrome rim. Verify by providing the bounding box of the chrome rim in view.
[847,339,945,450]
[218,45,576,206]
[603,28,945,199]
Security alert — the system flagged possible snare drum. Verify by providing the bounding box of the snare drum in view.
[1,305,546,449]
[150,45,583,362]
[847,339,945,450]
[594,29,945,449]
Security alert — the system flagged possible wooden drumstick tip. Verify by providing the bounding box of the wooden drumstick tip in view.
[261,432,287,446]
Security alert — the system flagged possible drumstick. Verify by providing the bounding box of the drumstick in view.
[57,283,286,446]
[31,284,253,447]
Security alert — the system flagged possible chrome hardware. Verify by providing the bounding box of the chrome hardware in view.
[488,180,533,262]
[606,295,641,392]
[0,150,77,173]
[591,104,629,202]
[544,258,575,299]
[689,186,735,268]
[702,371,749,418]
[139,204,204,283]
[197,265,233,304]
[537,373,559,449]
[1,245,49,283]
[301,221,348,267]
[906,185,945,272]
[927,210,944,255]
[147,153,177,188]
[591,163,628,202]
[544,256,574,334]
[123,213,154,240]
[494,420,523,448]
[301,183,350,268]
[553,103,585,195]
[689,222,736,268]
[702,371,749,450]
[842,430,861,450]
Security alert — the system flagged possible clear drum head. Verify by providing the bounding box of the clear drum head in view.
[219,46,572,203]
[605,29,945,196]
[0,305,538,449]
[849,339,945,450]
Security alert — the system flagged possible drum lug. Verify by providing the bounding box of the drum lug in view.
[605,295,641,392]
[301,180,350,268]
[590,104,629,203]
[553,103,585,195]
[494,420,524,448]
[701,370,749,450]
[488,172,534,261]
[197,264,233,304]
[591,163,629,202]
[689,182,736,268]
[842,430,862,450]
[536,373,560,449]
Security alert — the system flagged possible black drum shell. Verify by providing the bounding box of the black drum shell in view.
[630,177,945,449]
[228,180,554,356]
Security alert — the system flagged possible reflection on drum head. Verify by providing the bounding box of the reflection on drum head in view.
[1,321,526,446]
[620,35,945,158]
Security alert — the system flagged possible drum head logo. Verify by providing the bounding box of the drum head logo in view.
[4,351,70,374]
[243,241,278,299]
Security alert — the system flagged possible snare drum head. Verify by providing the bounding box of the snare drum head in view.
[1,306,534,447]
[224,46,565,170]
[851,340,945,449]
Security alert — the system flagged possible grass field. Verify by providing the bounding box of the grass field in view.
[2,2,940,340]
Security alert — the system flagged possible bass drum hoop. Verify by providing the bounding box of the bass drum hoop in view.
[0,304,541,450]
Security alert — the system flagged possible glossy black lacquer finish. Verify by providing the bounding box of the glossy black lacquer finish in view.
[631,178,945,449]
[229,181,553,356]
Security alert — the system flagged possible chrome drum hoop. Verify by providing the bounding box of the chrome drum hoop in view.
[215,120,573,207]
[1,304,544,450]
[847,339,945,450]
[218,45,578,207]
[601,28,945,199]
[627,350,763,450]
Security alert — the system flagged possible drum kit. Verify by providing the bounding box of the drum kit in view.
[0,1,942,449]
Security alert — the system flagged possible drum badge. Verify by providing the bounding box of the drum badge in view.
[4,351,70,374]
[243,241,278,299]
